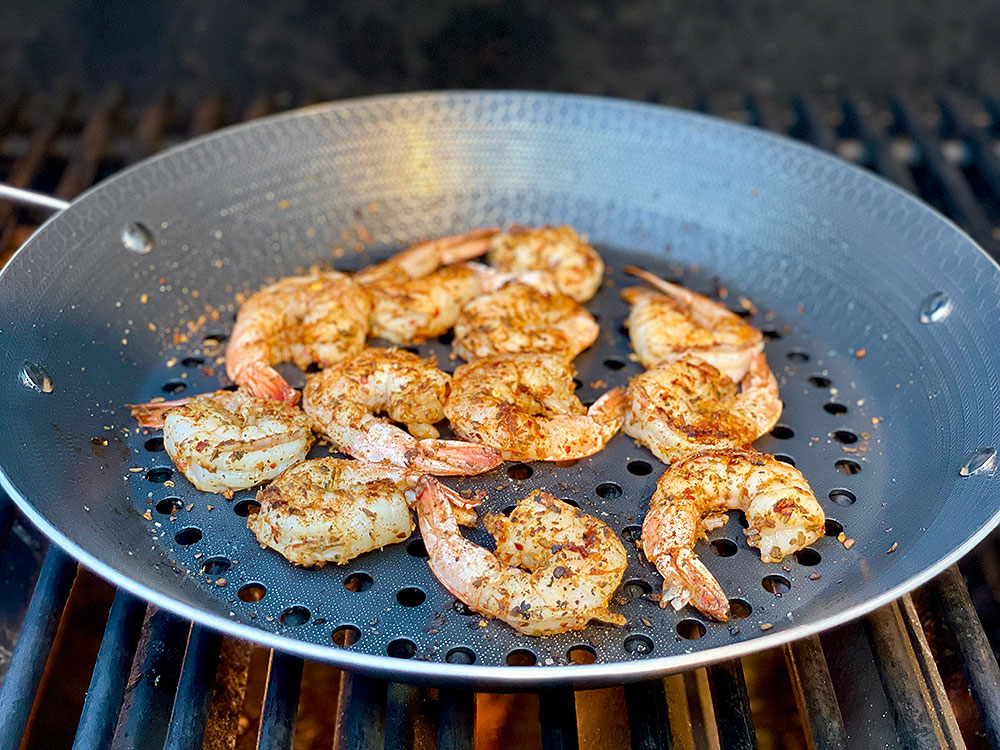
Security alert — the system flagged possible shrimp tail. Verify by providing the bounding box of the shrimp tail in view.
[407,439,503,476]
[416,476,461,534]
[623,265,691,303]
[588,387,627,427]
[238,361,300,405]
[127,397,194,428]
[407,474,479,525]
[406,226,499,266]
[655,549,731,621]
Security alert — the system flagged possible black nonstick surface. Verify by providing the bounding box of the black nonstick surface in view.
[1,92,999,688]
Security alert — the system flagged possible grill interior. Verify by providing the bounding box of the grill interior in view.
[1,90,1000,748]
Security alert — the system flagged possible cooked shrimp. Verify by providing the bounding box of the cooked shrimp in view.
[622,266,763,382]
[356,228,498,344]
[624,353,781,463]
[249,458,415,566]
[642,449,825,621]
[417,477,627,635]
[128,389,313,495]
[226,270,372,402]
[487,225,605,302]
[444,353,625,461]
[452,281,599,361]
[302,348,502,475]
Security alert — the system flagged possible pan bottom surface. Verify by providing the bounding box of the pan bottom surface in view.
[125,244,884,671]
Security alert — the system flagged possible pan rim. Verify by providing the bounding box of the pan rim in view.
[2,89,999,687]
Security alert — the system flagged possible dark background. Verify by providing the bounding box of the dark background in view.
[2,0,999,105]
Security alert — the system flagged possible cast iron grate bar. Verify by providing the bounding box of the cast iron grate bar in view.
[109,607,190,750]
[384,681,422,749]
[538,689,580,750]
[925,566,1000,746]
[437,688,475,750]
[162,623,224,749]
[0,547,77,750]
[71,590,146,750]
[255,650,304,749]
[783,636,849,750]
[706,661,758,750]
[623,679,674,749]
[333,671,387,750]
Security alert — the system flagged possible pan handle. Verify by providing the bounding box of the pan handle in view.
[0,184,71,214]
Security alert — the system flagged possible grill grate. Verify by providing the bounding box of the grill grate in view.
[1,91,1000,748]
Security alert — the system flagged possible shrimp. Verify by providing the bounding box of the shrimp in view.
[249,458,415,566]
[417,477,627,635]
[624,353,781,464]
[452,281,599,361]
[622,266,763,382]
[356,228,498,344]
[128,389,313,495]
[444,353,626,462]
[226,270,372,403]
[642,449,825,621]
[487,225,605,302]
[301,347,502,475]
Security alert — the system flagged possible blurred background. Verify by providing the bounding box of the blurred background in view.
[1,0,999,107]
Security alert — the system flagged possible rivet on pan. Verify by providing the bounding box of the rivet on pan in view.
[19,361,53,393]
[919,292,951,324]
[121,222,154,254]
[959,447,996,476]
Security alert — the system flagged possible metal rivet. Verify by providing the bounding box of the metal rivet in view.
[121,222,154,254]
[19,361,53,393]
[960,447,996,476]
[919,292,951,324]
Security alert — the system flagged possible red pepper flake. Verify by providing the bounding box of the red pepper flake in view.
[158,277,166,285]
[809,572,821,580]
[513,542,524,551]
[215,577,227,587]
[855,348,867,358]
[142,510,153,521]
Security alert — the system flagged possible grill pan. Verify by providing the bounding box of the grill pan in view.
[2,91,1000,689]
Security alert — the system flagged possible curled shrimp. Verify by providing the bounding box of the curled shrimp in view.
[226,270,372,403]
[417,477,627,635]
[622,266,763,382]
[444,353,626,462]
[452,281,599,361]
[250,458,416,566]
[642,449,825,621]
[301,347,502,475]
[487,225,605,302]
[128,389,313,496]
[624,353,781,464]
[356,228,498,344]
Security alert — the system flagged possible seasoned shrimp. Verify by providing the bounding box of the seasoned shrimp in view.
[356,228,498,344]
[226,270,372,402]
[444,353,625,461]
[249,458,415,566]
[128,389,313,495]
[302,348,502,475]
[622,266,763,382]
[642,449,825,621]
[452,281,599,361]
[487,225,605,302]
[624,353,781,463]
[417,477,627,635]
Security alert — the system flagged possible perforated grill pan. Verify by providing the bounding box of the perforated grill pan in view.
[2,92,1000,689]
